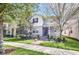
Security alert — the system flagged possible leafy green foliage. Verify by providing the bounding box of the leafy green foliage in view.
[0,3,37,23]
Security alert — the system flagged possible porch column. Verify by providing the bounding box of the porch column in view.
[9,28,12,36]
[13,28,16,37]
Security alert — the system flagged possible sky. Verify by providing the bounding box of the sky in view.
[33,4,53,16]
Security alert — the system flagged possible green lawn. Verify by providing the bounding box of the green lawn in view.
[4,36,79,51]
[4,45,48,55]
[40,36,79,51]
[4,38,33,44]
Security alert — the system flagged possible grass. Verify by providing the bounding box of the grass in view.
[4,38,33,44]
[4,36,79,51]
[4,45,48,55]
[40,36,79,51]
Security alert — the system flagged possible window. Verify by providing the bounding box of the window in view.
[33,31,35,33]
[70,30,73,33]
[33,18,38,23]
[33,30,38,33]
[36,30,38,33]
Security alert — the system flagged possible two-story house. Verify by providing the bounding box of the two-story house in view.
[29,14,59,38]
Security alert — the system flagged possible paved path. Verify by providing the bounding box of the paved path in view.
[4,42,79,55]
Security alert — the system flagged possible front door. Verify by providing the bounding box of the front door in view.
[43,27,48,36]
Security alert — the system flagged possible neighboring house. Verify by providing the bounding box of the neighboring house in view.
[62,18,79,40]
[3,22,17,37]
[29,14,60,38]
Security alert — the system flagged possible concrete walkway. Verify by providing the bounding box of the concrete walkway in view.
[4,42,79,55]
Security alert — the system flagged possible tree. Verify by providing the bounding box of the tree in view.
[0,3,19,54]
[14,4,38,35]
[47,3,79,39]
[0,3,37,54]
[0,4,11,54]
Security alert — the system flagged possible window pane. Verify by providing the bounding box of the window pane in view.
[33,18,38,23]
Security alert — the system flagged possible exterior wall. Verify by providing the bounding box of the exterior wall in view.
[3,23,9,35]
[78,20,79,39]
[3,22,17,37]
[30,15,43,26]
[48,26,60,37]
[62,19,79,40]
[44,18,60,37]
[30,15,43,37]
[32,26,43,37]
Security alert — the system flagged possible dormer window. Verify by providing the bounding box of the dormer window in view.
[33,18,38,23]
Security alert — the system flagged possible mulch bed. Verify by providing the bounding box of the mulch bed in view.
[4,48,16,54]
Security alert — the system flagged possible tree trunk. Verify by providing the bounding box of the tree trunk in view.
[60,29,62,39]
[0,20,4,54]
[59,25,63,39]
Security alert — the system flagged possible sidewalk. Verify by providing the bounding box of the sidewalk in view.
[4,42,79,55]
